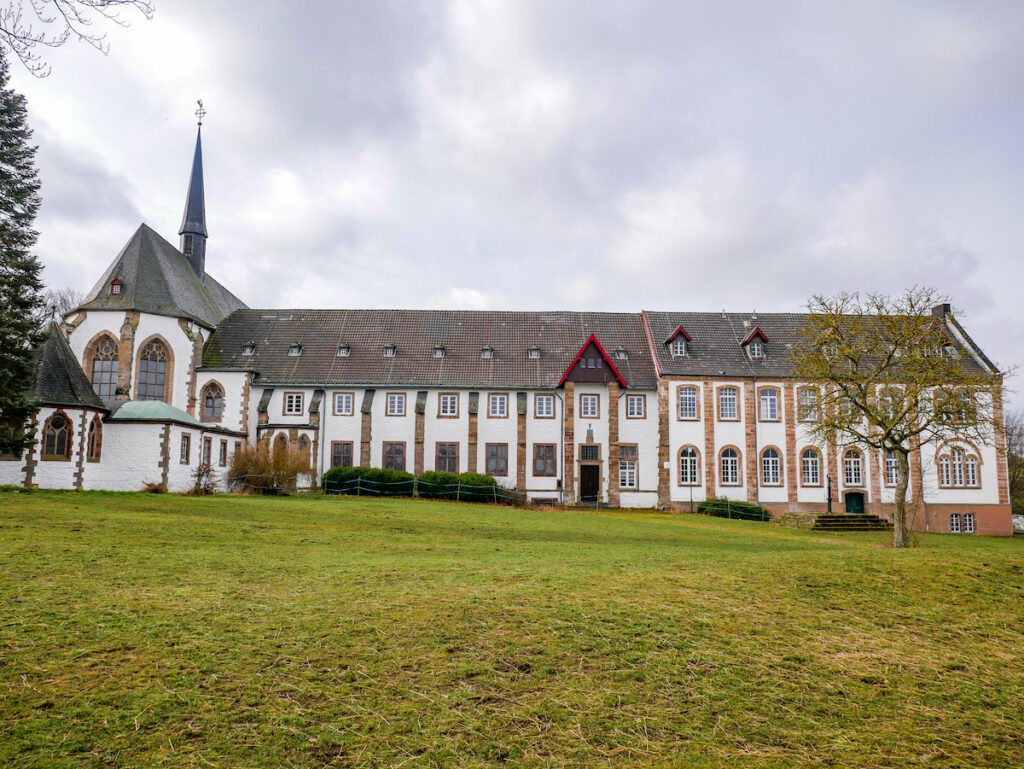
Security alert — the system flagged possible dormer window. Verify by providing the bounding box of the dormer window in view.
[528,345,541,360]
[242,342,255,356]
[748,339,763,359]
[288,343,303,357]
[615,347,628,360]
[433,345,446,359]
[383,344,396,358]
[337,344,351,357]
[109,279,123,296]
[671,338,687,357]
[941,343,956,358]
[481,347,494,359]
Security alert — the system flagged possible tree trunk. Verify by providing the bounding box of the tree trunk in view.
[892,451,911,548]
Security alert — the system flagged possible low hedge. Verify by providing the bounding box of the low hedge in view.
[697,496,772,521]
[417,471,499,503]
[322,466,415,496]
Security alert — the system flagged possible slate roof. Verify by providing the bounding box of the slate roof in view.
[79,224,246,329]
[179,128,208,237]
[644,311,991,378]
[29,325,106,411]
[203,310,659,389]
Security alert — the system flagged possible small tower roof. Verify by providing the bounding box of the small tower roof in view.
[179,125,208,238]
[29,324,106,411]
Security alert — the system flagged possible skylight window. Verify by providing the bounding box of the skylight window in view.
[242,342,255,356]
[288,343,303,357]
[528,345,541,360]
[383,344,396,358]
[337,344,351,357]
[615,347,628,360]
[433,345,446,359]
[481,347,494,359]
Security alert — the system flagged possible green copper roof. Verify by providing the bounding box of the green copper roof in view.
[107,399,203,426]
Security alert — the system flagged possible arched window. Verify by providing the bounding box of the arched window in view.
[679,446,700,486]
[720,448,740,485]
[137,339,169,401]
[938,446,980,487]
[843,449,863,486]
[89,335,119,399]
[87,416,102,461]
[42,413,71,459]
[801,448,820,485]
[761,448,781,485]
[201,382,224,421]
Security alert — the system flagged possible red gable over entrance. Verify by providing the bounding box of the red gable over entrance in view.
[557,334,628,388]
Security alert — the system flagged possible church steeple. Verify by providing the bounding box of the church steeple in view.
[179,100,208,282]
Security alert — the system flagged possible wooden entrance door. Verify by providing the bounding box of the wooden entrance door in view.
[579,465,600,502]
[844,491,865,515]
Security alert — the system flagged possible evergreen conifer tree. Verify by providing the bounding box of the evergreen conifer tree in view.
[0,49,44,457]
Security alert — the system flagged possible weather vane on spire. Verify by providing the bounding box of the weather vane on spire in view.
[195,99,206,126]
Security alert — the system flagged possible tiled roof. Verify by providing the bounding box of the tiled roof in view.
[79,224,246,329]
[203,309,659,389]
[644,311,990,378]
[29,325,106,410]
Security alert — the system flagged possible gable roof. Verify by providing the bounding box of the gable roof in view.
[29,325,106,411]
[78,224,246,329]
[557,335,628,387]
[740,326,769,345]
[664,325,692,344]
[202,309,659,389]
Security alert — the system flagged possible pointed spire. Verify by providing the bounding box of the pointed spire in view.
[179,100,208,281]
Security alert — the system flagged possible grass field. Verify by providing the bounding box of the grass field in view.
[1,489,1022,768]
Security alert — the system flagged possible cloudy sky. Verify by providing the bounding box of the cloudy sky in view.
[9,0,1024,392]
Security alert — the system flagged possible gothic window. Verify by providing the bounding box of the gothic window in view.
[42,413,71,459]
[274,434,288,456]
[201,382,224,421]
[89,335,119,400]
[137,339,169,401]
[87,416,102,461]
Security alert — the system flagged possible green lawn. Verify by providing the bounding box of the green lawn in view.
[1,490,1022,768]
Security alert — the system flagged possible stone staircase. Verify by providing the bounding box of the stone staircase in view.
[773,512,893,531]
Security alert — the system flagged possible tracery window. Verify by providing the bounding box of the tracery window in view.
[42,413,71,459]
[137,339,168,401]
[87,417,102,461]
[201,383,223,421]
[89,335,119,399]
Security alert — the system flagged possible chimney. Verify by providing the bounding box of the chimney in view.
[931,303,951,318]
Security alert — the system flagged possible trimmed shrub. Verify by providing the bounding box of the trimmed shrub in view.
[697,496,772,521]
[417,471,499,502]
[321,466,415,496]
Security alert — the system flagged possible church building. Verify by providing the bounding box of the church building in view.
[1,125,1013,536]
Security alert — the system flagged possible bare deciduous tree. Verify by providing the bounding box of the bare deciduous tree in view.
[1005,409,1023,515]
[32,285,84,326]
[0,1,153,76]
[790,287,1006,548]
